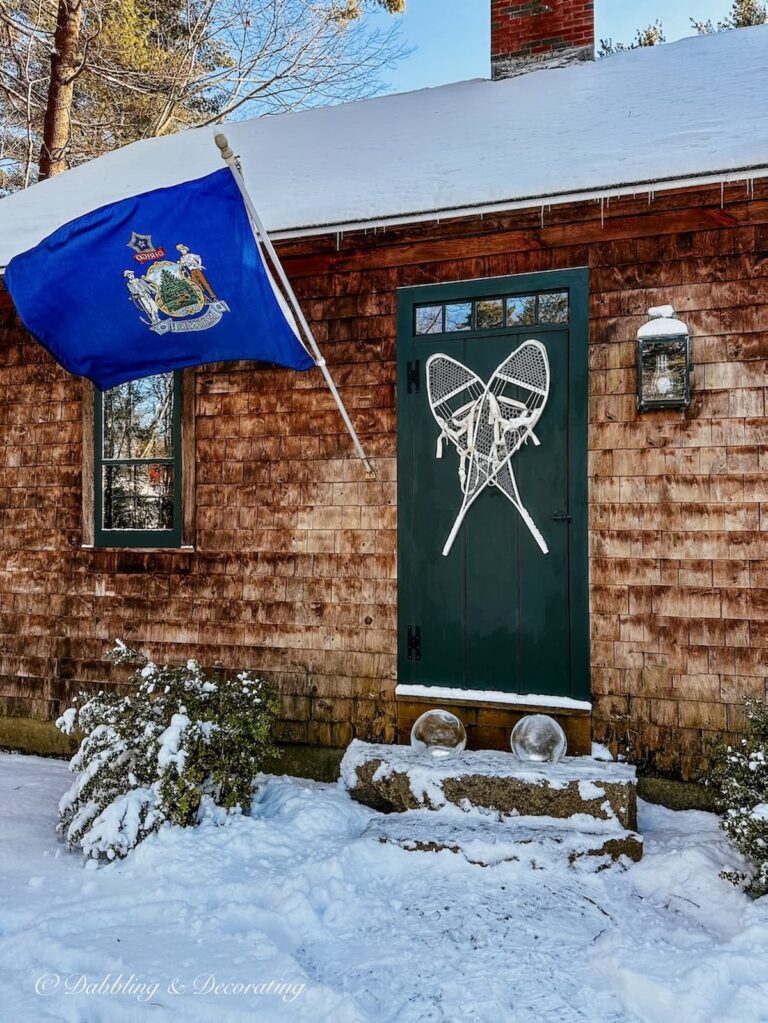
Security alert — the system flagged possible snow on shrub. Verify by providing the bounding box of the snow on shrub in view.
[56,642,279,861]
[708,697,768,898]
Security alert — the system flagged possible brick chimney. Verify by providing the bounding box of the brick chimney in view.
[491,1,595,80]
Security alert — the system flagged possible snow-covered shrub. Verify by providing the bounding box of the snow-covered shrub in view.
[708,697,768,897]
[56,642,279,861]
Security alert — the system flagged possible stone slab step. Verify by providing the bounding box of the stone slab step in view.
[365,811,643,867]
[341,740,638,830]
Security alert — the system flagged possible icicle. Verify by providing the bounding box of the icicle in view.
[600,197,605,228]
[721,180,725,208]
[540,205,545,229]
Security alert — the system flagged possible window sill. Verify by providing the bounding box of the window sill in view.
[81,544,196,553]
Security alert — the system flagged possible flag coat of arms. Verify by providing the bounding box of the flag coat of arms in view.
[4,168,314,391]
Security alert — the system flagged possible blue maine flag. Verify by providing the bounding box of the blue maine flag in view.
[4,168,315,390]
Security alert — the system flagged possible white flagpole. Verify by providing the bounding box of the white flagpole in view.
[214,132,377,481]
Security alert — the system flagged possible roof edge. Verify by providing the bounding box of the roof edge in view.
[268,164,768,241]
[1,163,766,274]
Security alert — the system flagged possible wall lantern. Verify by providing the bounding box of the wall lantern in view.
[636,305,692,412]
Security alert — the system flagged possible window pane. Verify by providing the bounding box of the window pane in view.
[415,305,443,335]
[103,464,175,530]
[475,298,504,330]
[444,302,472,332]
[538,291,569,323]
[506,296,537,325]
[103,374,174,459]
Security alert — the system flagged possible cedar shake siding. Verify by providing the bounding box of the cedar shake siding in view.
[1,179,768,779]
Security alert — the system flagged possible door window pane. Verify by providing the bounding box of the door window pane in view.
[415,305,443,334]
[506,295,537,325]
[475,298,504,330]
[538,291,569,323]
[445,302,473,332]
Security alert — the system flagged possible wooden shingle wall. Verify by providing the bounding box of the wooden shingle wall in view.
[1,179,768,778]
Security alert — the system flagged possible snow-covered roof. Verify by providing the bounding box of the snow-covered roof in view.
[1,25,768,267]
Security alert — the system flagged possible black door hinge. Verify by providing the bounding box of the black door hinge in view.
[406,360,421,395]
[407,625,421,661]
[552,511,572,523]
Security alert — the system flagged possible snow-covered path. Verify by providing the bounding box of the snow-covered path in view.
[0,752,766,1023]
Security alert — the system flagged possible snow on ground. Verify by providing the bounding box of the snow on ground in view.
[1,752,767,1023]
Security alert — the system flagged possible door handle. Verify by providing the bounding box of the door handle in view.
[551,512,572,523]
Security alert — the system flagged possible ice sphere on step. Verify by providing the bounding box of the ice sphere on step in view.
[410,709,467,758]
[510,714,567,764]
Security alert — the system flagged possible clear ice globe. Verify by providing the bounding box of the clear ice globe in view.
[410,709,467,758]
[510,714,567,764]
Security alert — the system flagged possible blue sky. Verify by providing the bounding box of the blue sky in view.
[370,0,735,92]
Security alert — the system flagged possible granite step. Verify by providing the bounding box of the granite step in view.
[365,811,643,868]
[341,740,638,832]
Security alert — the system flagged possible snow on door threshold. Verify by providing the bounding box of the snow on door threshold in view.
[395,683,592,712]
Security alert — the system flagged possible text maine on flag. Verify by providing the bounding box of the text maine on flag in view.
[4,168,313,391]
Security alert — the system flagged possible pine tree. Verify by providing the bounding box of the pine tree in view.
[159,269,199,313]
[600,1,766,58]
[693,0,766,33]
[598,21,665,57]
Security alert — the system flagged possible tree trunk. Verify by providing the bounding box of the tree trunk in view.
[38,0,83,180]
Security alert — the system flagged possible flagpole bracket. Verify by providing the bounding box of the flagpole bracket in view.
[365,468,378,481]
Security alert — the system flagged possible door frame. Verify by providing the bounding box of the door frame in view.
[396,267,590,702]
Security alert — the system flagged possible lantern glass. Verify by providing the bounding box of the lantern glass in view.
[637,336,690,411]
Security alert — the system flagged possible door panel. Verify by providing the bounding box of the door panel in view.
[463,331,569,694]
[397,272,589,701]
[407,336,465,687]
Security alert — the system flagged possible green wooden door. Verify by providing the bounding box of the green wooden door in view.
[397,271,589,701]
